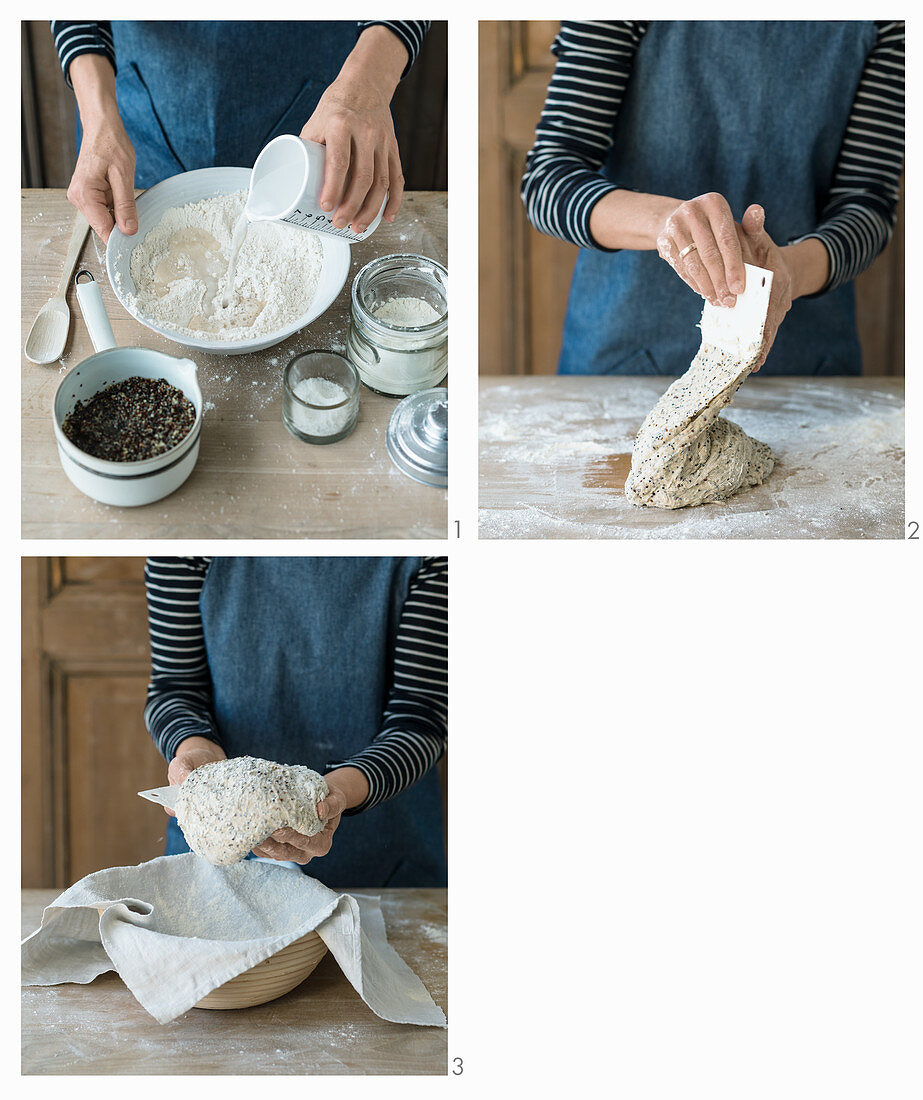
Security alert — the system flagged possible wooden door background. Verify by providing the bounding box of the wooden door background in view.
[22,557,166,888]
[479,20,904,377]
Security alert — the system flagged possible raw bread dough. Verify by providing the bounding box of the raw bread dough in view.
[624,264,777,513]
[624,344,774,509]
[175,756,329,865]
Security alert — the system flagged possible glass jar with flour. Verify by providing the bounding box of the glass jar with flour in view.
[346,254,448,397]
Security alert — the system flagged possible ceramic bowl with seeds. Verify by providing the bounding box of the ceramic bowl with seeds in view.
[53,348,204,507]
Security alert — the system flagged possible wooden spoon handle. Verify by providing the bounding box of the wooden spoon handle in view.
[55,213,91,298]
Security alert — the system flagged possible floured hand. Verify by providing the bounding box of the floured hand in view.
[656,191,748,308]
[251,783,348,864]
[166,736,227,817]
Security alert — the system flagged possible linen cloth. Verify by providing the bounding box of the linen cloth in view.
[21,854,446,1027]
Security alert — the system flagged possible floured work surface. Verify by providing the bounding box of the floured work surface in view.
[22,887,447,1075]
[479,376,904,540]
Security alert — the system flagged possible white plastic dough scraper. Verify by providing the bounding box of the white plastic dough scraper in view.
[138,785,180,812]
[699,262,774,359]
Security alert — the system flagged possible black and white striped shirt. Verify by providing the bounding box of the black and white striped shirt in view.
[144,557,447,815]
[522,21,904,292]
[51,20,430,87]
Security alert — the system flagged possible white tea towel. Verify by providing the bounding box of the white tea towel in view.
[21,854,446,1027]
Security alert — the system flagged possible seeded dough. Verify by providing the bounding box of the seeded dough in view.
[625,260,779,514]
[175,756,329,865]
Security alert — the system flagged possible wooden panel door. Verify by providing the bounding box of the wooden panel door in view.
[479,20,904,377]
[22,558,168,887]
[480,20,576,376]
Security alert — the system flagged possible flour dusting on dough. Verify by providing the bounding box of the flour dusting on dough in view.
[176,756,329,865]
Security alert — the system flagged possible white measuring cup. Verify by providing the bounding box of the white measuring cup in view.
[52,271,204,507]
[247,135,386,242]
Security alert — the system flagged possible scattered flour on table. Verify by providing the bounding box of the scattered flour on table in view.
[125,191,322,341]
[479,381,904,540]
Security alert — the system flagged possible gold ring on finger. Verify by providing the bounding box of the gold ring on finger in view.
[678,242,698,260]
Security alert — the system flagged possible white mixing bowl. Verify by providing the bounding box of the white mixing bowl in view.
[106,167,350,356]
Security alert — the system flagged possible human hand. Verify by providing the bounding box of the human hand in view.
[165,737,227,817]
[250,781,349,865]
[739,203,794,371]
[300,24,407,232]
[66,54,138,243]
[656,192,748,309]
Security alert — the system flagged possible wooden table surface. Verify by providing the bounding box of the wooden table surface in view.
[22,189,447,540]
[479,376,905,540]
[22,887,447,1075]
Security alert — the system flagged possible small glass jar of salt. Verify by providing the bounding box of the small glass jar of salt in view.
[282,351,359,444]
[347,254,447,397]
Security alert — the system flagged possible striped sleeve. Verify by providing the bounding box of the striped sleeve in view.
[522,20,904,286]
[332,556,447,815]
[358,21,431,77]
[792,20,904,292]
[144,556,446,811]
[144,557,220,763]
[521,21,647,250]
[50,21,115,87]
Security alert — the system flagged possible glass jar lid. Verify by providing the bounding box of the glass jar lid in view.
[386,388,448,488]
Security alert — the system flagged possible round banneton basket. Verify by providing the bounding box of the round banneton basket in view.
[97,911,327,1010]
[195,929,328,1010]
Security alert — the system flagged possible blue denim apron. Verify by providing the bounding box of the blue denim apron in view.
[106,21,358,186]
[165,557,446,889]
[558,20,877,376]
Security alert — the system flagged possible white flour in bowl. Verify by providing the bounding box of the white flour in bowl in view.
[126,191,322,341]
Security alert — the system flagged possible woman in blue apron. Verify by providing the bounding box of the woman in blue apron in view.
[144,557,447,889]
[521,21,904,375]
[54,21,427,241]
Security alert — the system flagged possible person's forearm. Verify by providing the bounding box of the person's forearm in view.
[342,24,408,102]
[324,766,370,811]
[69,53,121,127]
[588,190,682,251]
[780,238,830,299]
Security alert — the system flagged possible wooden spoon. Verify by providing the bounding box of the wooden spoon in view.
[23,212,91,364]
